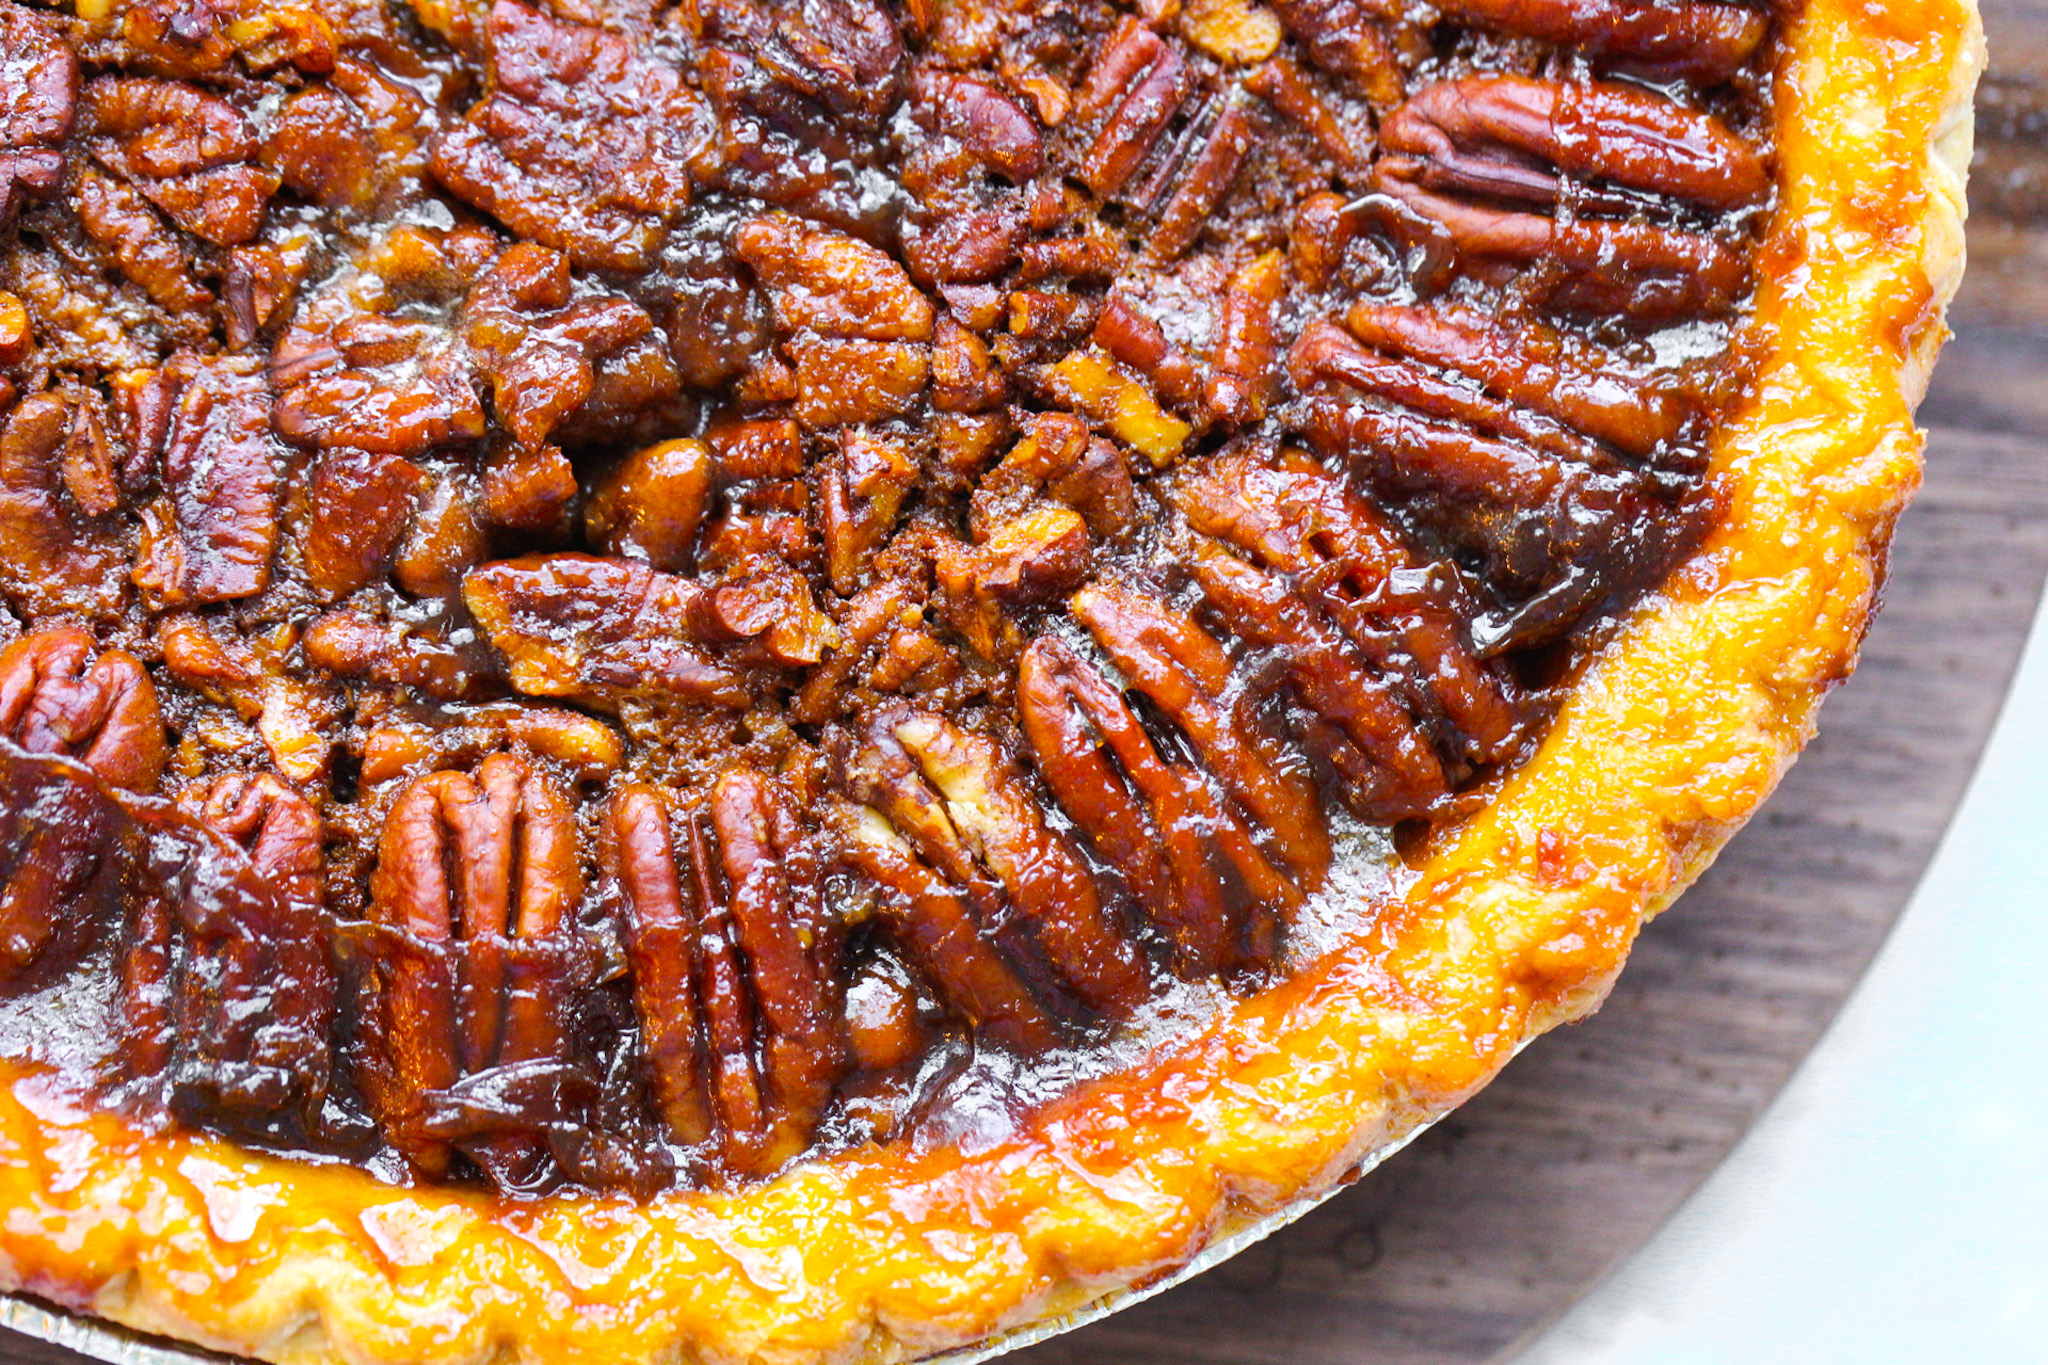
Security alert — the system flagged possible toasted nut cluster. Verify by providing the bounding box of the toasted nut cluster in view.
[0,0,1779,1194]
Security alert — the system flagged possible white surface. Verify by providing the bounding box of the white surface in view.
[1509,596,2048,1364]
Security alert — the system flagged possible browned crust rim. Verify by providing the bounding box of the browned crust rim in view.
[0,3,1984,1362]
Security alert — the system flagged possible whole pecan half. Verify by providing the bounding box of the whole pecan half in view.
[695,0,904,234]
[464,552,837,708]
[1294,309,1713,649]
[837,705,1148,1049]
[1017,612,1308,982]
[0,628,164,980]
[1435,0,1768,84]
[79,76,279,248]
[1375,75,1770,321]
[131,356,282,609]
[0,392,131,621]
[0,627,164,791]
[1069,18,1251,258]
[430,0,713,271]
[0,7,78,227]
[124,774,335,1135]
[366,754,584,1186]
[1166,453,1526,781]
[605,770,849,1177]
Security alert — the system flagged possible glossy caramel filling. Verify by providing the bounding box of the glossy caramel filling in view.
[0,0,1775,1196]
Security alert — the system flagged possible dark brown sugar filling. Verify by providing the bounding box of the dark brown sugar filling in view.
[0,0,1777,1196]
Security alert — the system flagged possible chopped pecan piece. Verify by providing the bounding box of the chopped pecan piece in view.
[1039,350,1193,467]
[80,77,278,248]
[360,703,621,787]
[271,224,493,458]
[791,576,962,723]
[160,616,340,782]
[366,754,584,1185]
[460,241,682,455]
[305,604,504,702]
[72,0,347,77]
[914,70,1046,184]
[820,427,918,595]
[970,412,1135,545]
[430,1,712,271]
[1375,76,1769,320]
[586,438,714,572]
[704,0,906,132]
[735,211,936,343]
[1436,0,1769,84]
[786,336,929,429]
[132,357,282,609]
[262,56,436,213]
[1268,0,1415,107]
[605,771,849,1175]
[930,504,1092,660]
[303,448,427,600]
[1,8,78,226]
[465,553,836,708]
[1017,635,1298,980]
[838,705,1147,1040]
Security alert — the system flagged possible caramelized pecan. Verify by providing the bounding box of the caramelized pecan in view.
[0,392,130,620]
[460,240,682,456]
[586,438,714,572]
[1016,634,1297,980]
[130,774,336,1134]
[1072,584,1330,885]
[1436,0,1769,84]
[271,225,493,458]
[80,77,278,248]
[366,754,584,1185]
[430,0,712,271]
[131,357,282,609]
[1167,453,1525,775]
[606,771,849,1176]
[1070,19,1250,258]
[838,704,1147,1042]
[0,627,164,792]
[464,553,838,708]
[819,427,918,596]
[735,211,936,343]
[1375,76,1769,320]
[1268,0,1415,107]
[0,629,164,980]
[1294,312,1711,648]
[1,8,77,226]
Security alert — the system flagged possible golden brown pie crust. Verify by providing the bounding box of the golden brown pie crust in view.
[0,0,1983,1361]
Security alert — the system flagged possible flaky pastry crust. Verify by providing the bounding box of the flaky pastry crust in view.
[0,0,1983,1361]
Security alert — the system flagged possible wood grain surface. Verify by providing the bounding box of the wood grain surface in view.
[4,7,2046,1365]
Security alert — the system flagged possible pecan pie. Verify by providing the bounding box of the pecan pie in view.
[0,0,1979,1360]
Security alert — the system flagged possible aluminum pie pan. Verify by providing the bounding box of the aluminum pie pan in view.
[0,1104,1453,1365]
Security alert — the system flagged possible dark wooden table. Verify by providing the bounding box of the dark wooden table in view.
[7,7,2048,1364]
